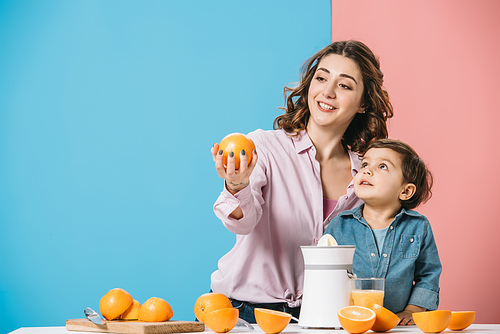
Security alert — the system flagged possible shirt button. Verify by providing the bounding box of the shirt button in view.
[389,226,394,230]
[383,253,388,258]
[410,238,414,243]
[371,253,376,257]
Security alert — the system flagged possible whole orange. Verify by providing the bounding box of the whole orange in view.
[99,288,134,320]
[203,308,239,333]
[138,297,173,322]
[194,292,233,322]
[218,133,256,170]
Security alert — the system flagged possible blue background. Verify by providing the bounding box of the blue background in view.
[0,1,330,332]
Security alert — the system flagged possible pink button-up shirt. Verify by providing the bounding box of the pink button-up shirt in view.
[211,129,363,307]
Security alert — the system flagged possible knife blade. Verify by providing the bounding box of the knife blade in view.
[84,307,105,325]
[236,318,254,329]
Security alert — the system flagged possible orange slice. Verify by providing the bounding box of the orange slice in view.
[338,305,376,334]
[254,308,292,334]
[413,310,452,333]
[448,311,476,331]
[202,308,239,333]
[371,304,399,332]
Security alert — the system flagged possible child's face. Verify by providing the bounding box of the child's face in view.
[354,148,412,207]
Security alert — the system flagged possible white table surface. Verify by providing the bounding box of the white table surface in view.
[8,323,500,334]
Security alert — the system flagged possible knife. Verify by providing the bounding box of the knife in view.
[84,307,105,325]
[236,318,254,329]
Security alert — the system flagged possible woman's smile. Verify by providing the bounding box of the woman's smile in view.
[318,101,336,111]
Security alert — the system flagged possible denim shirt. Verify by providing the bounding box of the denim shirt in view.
[324,205,442,313]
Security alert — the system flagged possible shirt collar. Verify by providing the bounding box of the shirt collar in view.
[347,205,420,225]
[291,130,314,154]
[396,207,420,218]
[350,204,365,220]
[348,149,361,176]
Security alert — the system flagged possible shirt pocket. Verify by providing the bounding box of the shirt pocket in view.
[399,234,421,259]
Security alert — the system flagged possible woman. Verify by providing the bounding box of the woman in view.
[210,40,393,322]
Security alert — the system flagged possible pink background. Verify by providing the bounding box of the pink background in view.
[331,0,500,323]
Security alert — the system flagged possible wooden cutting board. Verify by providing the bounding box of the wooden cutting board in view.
[66,319,206,334]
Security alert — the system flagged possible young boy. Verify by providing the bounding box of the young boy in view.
[324,139,442,325]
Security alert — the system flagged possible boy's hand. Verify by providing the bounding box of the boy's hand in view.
[397,310,414,325]
[397,305,426,325]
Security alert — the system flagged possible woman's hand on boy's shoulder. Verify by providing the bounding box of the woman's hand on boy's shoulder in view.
[396,305,426,326]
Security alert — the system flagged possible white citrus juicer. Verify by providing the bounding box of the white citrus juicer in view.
[298,245,356,328]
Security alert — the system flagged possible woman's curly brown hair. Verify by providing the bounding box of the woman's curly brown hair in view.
[273,40,394,154]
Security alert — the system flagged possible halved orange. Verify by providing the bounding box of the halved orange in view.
[120,299,141,320]
[447,311,476,331]
[202,308,239,333]
[99,288,134,320]
[413,310,452,333]
[338,306,376,334]
[371,304,399,332]
[254,308,292,334]
[138,297,173,322]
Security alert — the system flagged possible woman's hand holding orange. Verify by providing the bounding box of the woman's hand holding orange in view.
[211,142,258,195]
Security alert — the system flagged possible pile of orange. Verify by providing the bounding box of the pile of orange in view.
[194,292,238,333]
[337,304,477,333]
[99,288,173,322]
[412,309,476,333]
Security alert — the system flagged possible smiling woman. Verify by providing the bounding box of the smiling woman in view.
[307,54,366,146]
[209,40,394,323]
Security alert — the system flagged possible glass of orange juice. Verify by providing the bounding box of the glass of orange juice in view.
[350,278,385,309]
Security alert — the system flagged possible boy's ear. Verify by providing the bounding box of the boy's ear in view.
[399,183,416,201]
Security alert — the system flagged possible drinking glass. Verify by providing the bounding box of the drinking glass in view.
[350,277,385,308]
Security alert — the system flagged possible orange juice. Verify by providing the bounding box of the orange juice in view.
[350,289,384,308]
